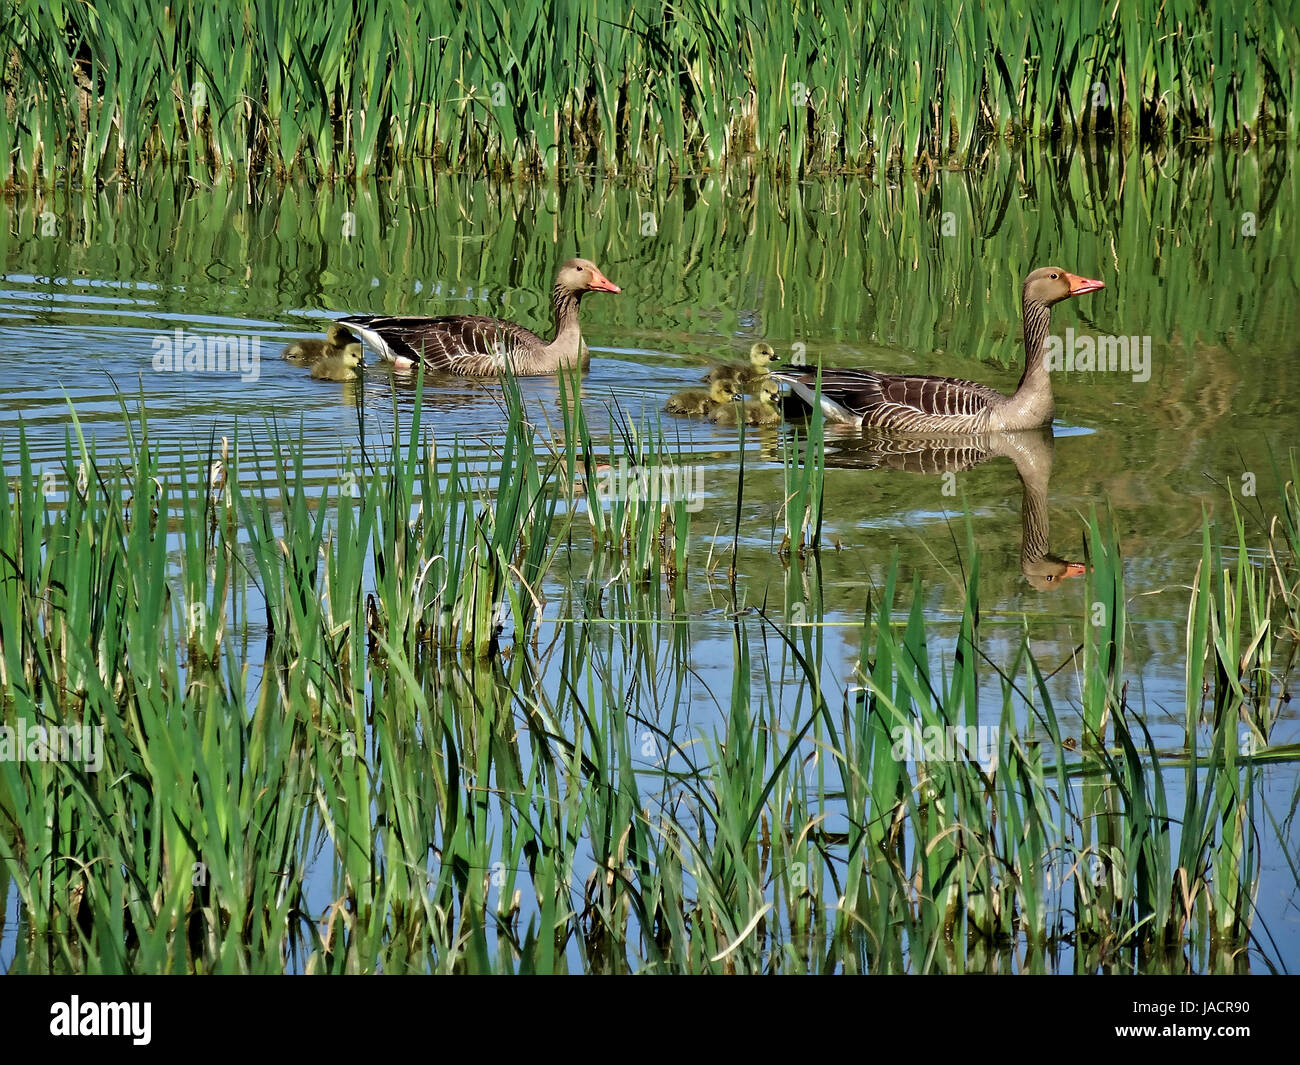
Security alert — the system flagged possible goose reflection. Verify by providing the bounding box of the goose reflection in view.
[821,426,1085,590]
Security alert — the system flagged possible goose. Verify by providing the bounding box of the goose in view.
[310,345,364,382]
[771,268,1104,432]
[282,323,361,365]
[665,378,741,417]
[702,342,776,391]
[710,380,782,427]
[338,258,620,377]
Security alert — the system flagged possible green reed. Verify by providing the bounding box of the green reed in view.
[779,383,825,556]
[4,0,1296,185]
[549,371,693,584]
[1265,450,1300,642]
[0,394,1296,972]
[843,504,1290,967]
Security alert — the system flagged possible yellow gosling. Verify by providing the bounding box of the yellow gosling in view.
[711,379,781,427]
[665,377,740,417]
[309,343,364,381]
[703,341,776,390]
[283,323,361,365]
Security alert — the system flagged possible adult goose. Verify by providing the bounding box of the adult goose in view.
[771,268,1103,432]
[338,258,620,377]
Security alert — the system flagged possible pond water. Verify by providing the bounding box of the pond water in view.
[1,146,1296,971]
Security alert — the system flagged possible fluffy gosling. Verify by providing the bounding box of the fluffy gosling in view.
[702,341,776,391]
[309,344,364,381]
[283,323,361,365]
[665,377,741,417]
[710,379,781,427]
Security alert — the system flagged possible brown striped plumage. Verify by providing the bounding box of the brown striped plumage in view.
[771,267,1104,432]
[337,258,619,377]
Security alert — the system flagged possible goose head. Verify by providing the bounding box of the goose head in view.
[1023,267,1105,307]
[749,342,776,368]
[557,258,621,296]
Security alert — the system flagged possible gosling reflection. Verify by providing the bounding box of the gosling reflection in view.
[822,426,1085,590]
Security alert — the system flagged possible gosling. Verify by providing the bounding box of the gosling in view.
[310,344,364,381]
[666,378,741,417]
[702,342,776,391]
[283,323,361,365]
[710,380,781,427]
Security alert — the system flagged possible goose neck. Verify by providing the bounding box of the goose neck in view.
[551,283,582,342]
[1017,298,1053,389]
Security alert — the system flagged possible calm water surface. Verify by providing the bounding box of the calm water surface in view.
[2,148,1296,969]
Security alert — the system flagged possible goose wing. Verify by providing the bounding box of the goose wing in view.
[772,366,1004,425]
[868,372,1004,420]
[339,314,546,376]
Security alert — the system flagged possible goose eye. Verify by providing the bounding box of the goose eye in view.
[1050,273,1059,279]
[1045,575,1055,582]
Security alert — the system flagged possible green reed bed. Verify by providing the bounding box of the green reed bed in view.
[1263,450,1300,643]
[842,502,1291,968]
[0,389,1296,972]
[4,0,1296,185]
[549,370,692,583]
[779,382,825,557]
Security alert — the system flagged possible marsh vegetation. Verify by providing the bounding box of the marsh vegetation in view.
[0,3,1297,975]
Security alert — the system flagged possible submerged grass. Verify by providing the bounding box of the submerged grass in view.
[3,0,1297,185]
[0,390,1296,972]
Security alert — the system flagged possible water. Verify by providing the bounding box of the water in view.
[1,148,1296,970]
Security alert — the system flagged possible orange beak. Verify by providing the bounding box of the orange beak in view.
[1061,561,1088,578]
[1064,272,1105,296]
[586,269,621,294]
